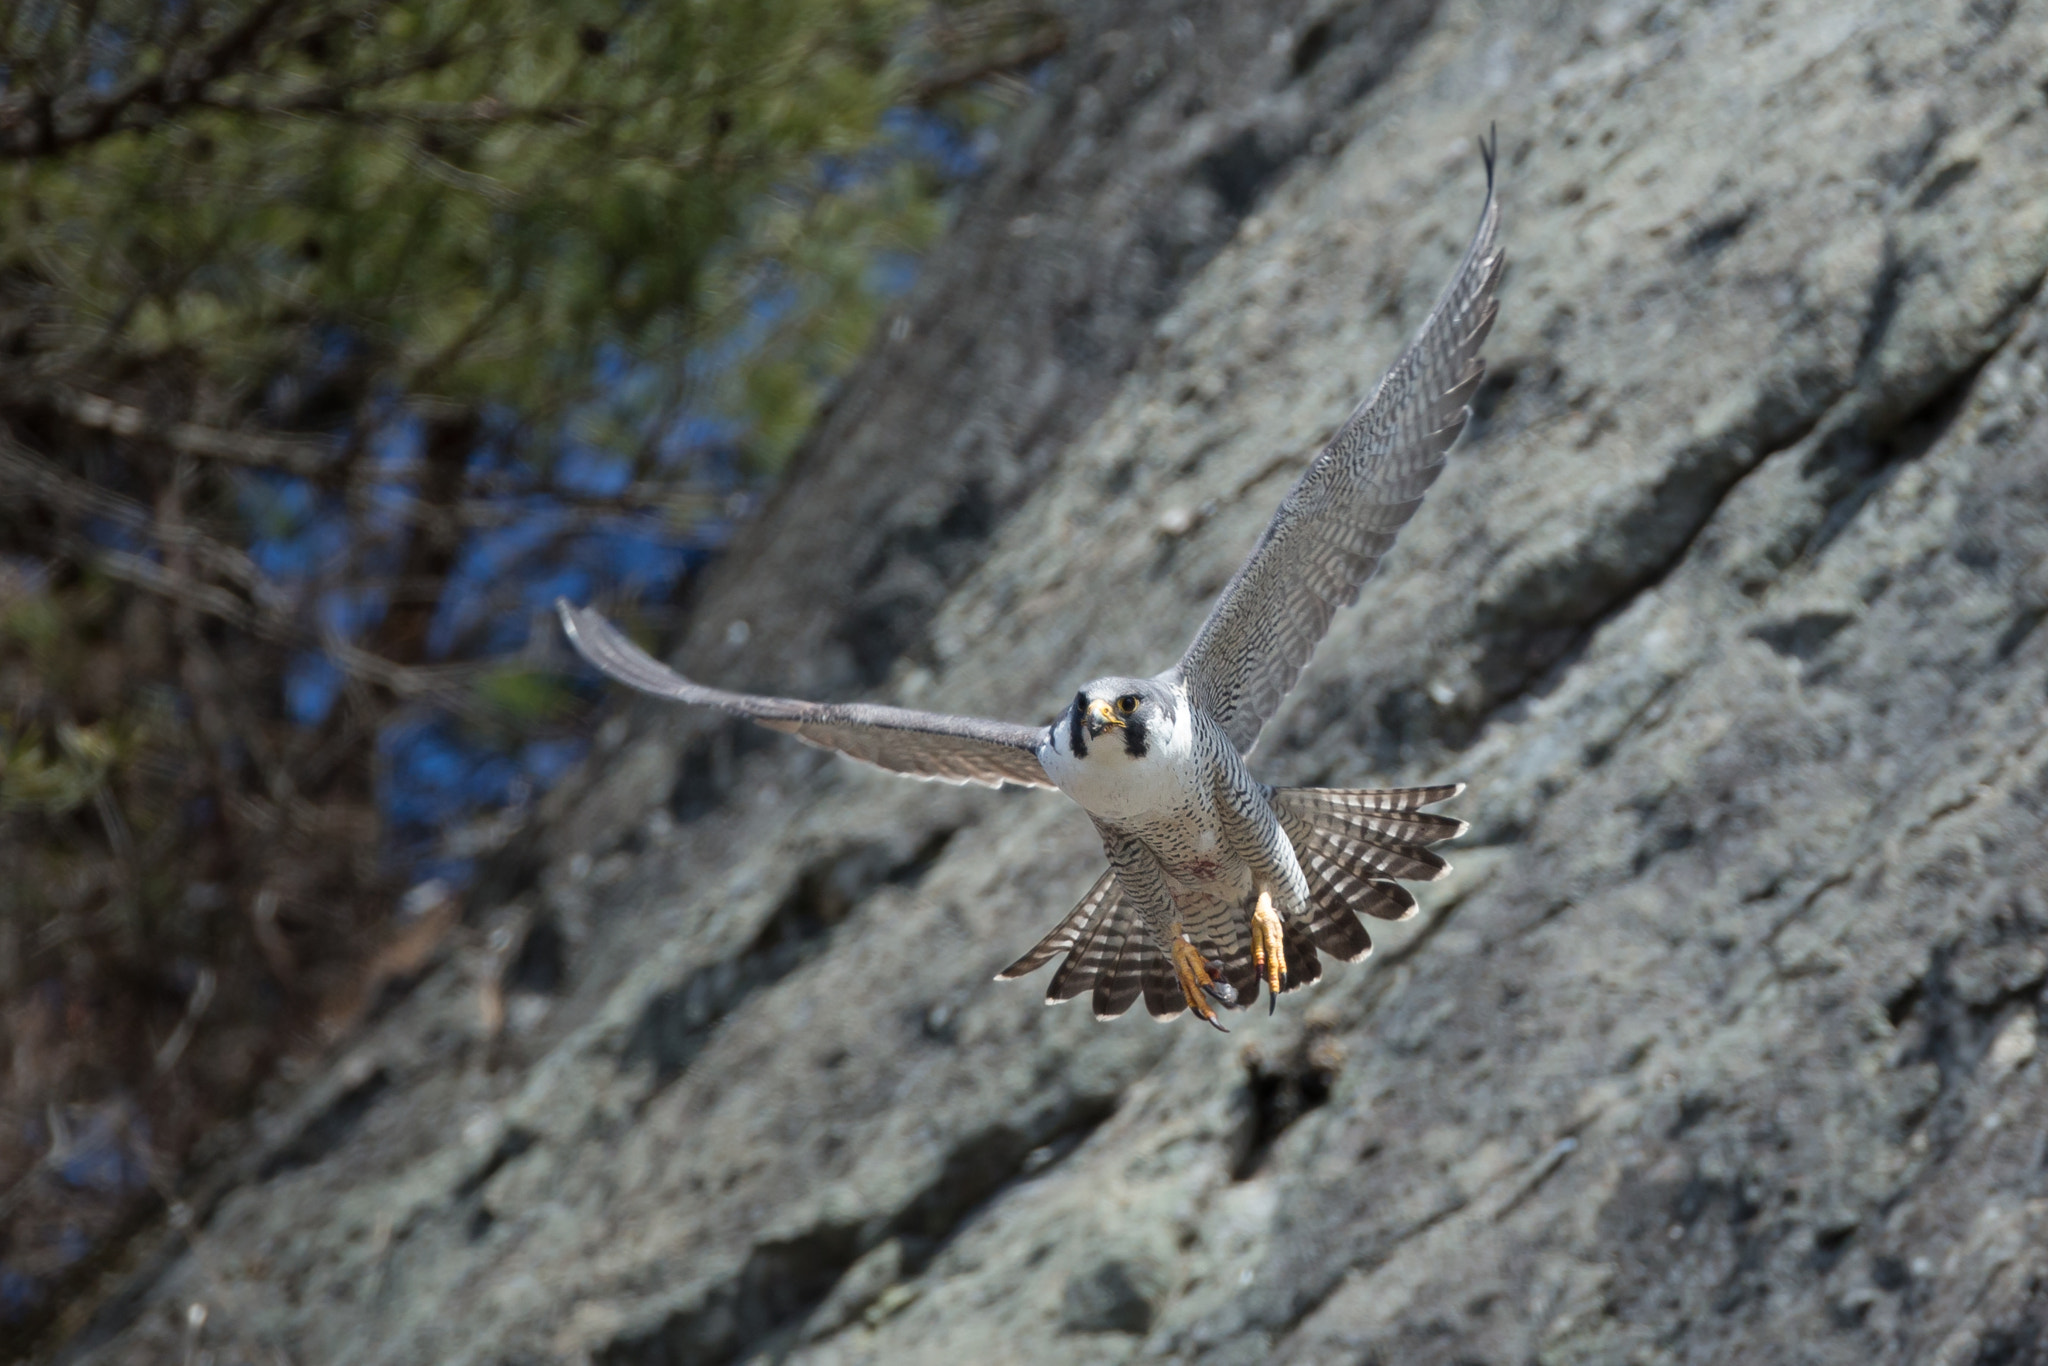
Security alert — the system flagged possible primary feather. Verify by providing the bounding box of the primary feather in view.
[558,600,1053,790]
[1175,137,1504,756]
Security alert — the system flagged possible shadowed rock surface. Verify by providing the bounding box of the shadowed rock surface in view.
[46,0,2048,1362]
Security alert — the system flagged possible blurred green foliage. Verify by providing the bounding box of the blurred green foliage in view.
[1,0,1018,464]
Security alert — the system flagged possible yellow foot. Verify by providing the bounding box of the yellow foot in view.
[1251,888,1287,1011]
[1171,934,1232,1032]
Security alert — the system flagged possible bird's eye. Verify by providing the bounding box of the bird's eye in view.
[1117,694,1140,714]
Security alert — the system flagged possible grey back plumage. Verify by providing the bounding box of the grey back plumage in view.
[1175,139,1505,756]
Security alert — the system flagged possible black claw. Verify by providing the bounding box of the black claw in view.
[1202,1011,1229,1034]
[1268,989,1277,1016]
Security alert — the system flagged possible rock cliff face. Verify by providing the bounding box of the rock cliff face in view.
[54,0,2048,1362]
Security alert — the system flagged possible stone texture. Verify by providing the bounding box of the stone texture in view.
[47,0,2048,1363]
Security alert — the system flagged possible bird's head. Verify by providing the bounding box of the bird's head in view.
[1058,676,1175,762]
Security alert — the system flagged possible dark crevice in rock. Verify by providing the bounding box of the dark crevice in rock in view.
[1870,108,1950,189]
[888,1093,1121,1274]
[1911,156,1980,211]
[1748,610,1857,661]
[1993,606,2046,661]
[1442,406,1838,760]
[1461,355,1563,448]
[455,1126,539,1241]
[1970,1300,2048,1366]
[1261,1191,1477,1341]
[1457,313,2000,763]
[668,720,778,824]
[1686,206,1753,257]
[257,1067,391,1181]
[1885,926,2048,1170]
[1854,234,1907,375]
[453,1126,536,1201]
[1803,358,1985,563]
[1198,125,1301,219]
[470,836,547,911]
[841,482,995,684]
[597,1093,1116,1366]
[1440,385,1846,756]
[1807,1218,1860,1275]
[1891,958,2047,1090]
[1061,1256,1164,1333]
[1229,1020,1343,1179]
[1669,1092,1718,1139]
[596,1223,868,1366]
[504,917,568,996]
[623,831,959,1083]
[1290,15,1336,78]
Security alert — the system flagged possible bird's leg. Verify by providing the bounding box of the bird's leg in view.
[1170,933,1231,1032]
[1250,887,1287,1007]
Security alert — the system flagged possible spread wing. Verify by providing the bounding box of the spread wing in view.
[558,600,1054,789]
[1174,133,1504,755]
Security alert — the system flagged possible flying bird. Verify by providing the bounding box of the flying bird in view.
[560,134,1502,1029]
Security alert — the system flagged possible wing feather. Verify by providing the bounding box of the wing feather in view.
[1175,136,1505,754]
[558,600,1053,789]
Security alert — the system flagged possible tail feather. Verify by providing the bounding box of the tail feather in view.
[1297,849,1378,960]
[1091,921,1147,1019]
[1000,782,1465,1021]
[1141,954,1184,1019]
[1279,912,1323,992]
[1046,888,1126,1002]
[1276,785,1468,844]
[1276,782,1466,962]
[1321,829,1449,883]
[998,866,1118,981]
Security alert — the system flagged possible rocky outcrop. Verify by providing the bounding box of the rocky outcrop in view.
[51,0,2048,1363]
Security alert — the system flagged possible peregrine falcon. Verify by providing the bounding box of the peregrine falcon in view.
[560,135,1502,1029]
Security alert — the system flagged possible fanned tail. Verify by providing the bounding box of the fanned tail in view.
[1001,870,1155,1020]
[1271,783,1468,964]
[997,782,1466,1023]
[997,868,1186,1020]
[995,866,1119,981]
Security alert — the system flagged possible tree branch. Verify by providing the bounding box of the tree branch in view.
[0,0,307,159]
[0,432,285,607]
[911,10,1066,104]
[40,389,341,479]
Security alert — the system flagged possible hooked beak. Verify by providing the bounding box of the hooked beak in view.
[1085,698,1124,737]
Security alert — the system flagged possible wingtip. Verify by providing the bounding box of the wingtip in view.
[1478,121,1499,188]
[555,595,585,638]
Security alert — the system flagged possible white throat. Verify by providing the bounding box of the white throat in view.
[1039,690,1201,821]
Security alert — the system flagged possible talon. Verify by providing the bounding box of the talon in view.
[1251,888,1288,1003]
[1172,934,1229,1031]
